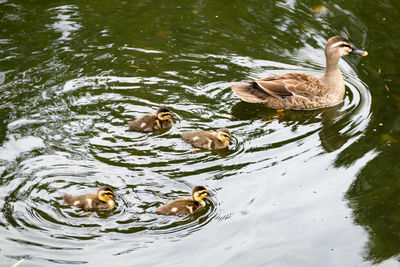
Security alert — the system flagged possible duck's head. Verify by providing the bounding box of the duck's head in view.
[325,36,368,59]
[216,128,235,144]
[97,186,115,208]
[192,186,210,202]
[157,107,174,121]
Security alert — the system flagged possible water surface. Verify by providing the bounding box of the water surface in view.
[1,0,400,266]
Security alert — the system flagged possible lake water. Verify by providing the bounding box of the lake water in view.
[1,0,400,266]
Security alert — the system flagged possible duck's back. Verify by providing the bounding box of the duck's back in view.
[63,193,105,211]
[128,114,159,132]
[181,131,219,149]
[157,198,201,215]
[232,73,341,110]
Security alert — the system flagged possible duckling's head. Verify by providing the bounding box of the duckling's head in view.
[156,107,173,121]
[97,186,115,207]
[216,128,235,144]
[192,186,209,202]
[325,36,368,59]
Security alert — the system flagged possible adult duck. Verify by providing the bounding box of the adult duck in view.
[231,36,368,110]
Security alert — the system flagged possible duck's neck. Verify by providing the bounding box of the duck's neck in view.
[107,200,115,209]
[217,135,229,146]
[159,118,171,126]
[321,55,344,96]
[325,55,340,74]
[193,197,206,207]
[221,139,229,146]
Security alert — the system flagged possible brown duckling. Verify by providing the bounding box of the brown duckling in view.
[181,128,234,150]
[63,186,116,211]
[128,107,174,132]
[231,36,368,110]
[157,186,211,216]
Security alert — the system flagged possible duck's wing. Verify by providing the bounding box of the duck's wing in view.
[63,193,97,210]
[232,73,325,102]
[157,198,199,215]
[257,73,325,98]
[90,198,107,210]
[181,131,216,149]
[128,114,158,131]
[231,81,272,103]
[63,193,75,206]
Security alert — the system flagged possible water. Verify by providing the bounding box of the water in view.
[1,0,400,266]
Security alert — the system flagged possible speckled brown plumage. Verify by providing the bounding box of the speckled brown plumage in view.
[181,128,234,150]
[157,186,209,216]
[232,36,368,110]
[128,107,173,132]
[63,186,115,211]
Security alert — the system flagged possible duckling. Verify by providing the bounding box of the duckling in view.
[157,186,211,216]
[63,186,116,211]
[232,36,368,110]
[181,128,235,150]
[128,107,173,132]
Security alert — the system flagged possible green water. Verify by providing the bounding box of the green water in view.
[1,0,400,266]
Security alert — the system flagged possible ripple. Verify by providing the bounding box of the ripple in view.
[0,1,375,264]
[0,47,371,263]
[47,5,81,41]
[0,136,45,161]
[0,147,225,259]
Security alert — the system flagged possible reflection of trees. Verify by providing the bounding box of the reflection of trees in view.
[344,144,400,264]
[326,0,400,263]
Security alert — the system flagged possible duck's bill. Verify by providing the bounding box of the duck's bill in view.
[350,47,368,56]
[229,137,236,144]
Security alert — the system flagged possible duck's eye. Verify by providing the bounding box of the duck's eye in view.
[160,112,171,118]
[339,44,351,48]
[199,191,207,196]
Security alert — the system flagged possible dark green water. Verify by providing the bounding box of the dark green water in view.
[1,0,400,266]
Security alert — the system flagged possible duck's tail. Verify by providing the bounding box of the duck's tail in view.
[62,193,74,205]
[231,80,271,103]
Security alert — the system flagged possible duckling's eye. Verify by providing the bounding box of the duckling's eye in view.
[160,112,171,118]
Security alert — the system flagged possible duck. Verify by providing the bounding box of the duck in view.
[157,186,211,216]
[231,36,368,110]
[128,107,174,132]
[181,128,235,150]
[63,186,116,211]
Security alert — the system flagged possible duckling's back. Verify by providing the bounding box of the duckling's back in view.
[63,193,75,206]
[63,193,101,211]
[157,199,201,216]
[181,130,218,149]
[129,114,170,132]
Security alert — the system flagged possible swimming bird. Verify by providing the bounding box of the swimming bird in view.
[181,128,234,150]
[63,186,116,211]
[128,107,174,132]
[231,36,368,110]
[157,186,211,216]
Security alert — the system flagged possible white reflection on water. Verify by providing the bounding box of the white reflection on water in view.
[0,136,44,161]
[47,5,81,41]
